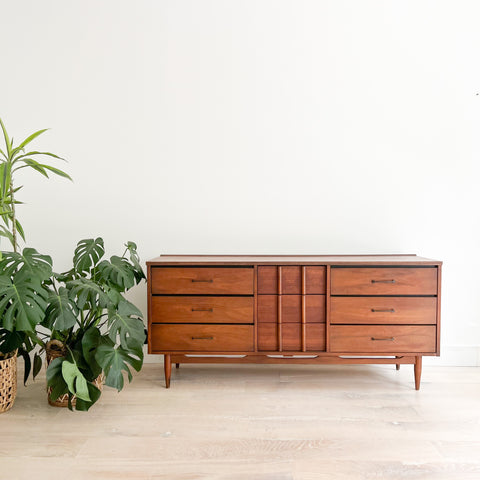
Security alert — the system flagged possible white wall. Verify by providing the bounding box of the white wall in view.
[1,0,479,365]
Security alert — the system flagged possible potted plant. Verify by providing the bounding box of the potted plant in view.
[0,117,70,413]
[42,237,146,411]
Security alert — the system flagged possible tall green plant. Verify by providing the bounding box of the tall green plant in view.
[0,117,71,252]
[42,238,146,411]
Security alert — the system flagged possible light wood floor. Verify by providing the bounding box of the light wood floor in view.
[2,363,480,480]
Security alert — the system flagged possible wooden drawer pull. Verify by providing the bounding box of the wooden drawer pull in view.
[371,337,395,341]
[371,279,396,284]
[371,308,395,313]
[191,336,214,340]
[191,308,213,312]
[191,279,213,283]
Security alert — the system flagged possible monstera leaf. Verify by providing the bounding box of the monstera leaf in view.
[44,286,79,330]
[73,238,105,275]
[0,248,52,282]
[0,275,49,331]
[46,356,69,401]
[95,338,143,391]
[125,241,145,283]
[66,277,110,310]
[97,256,136,291]
[107,299,145,349]
[80,327,103,378]
[61,358,91,402]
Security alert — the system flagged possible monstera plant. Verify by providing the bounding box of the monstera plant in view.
[42,237,146,411]
[0,249,53,384]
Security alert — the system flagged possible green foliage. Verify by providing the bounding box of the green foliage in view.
[0,248,52,331]
[73,238,105,275]
[0,117,71,252]
[44,238,146,411]
[0,247,53,383]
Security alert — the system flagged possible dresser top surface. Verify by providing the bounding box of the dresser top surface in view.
[147,255,442,266]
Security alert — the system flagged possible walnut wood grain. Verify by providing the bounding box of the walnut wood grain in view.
[258,295,325,323]
[257,266,326,294]
[151,296,254,324]
[151,267,254,295]
[258,324,325,352]
[148,255,442,266]
[330,325,436,353]
[151,324,254,352]
[330,267,438,295]
[147,256,441,390]
[330,297,437,325]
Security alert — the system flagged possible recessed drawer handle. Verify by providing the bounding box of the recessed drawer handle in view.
[371,279,396,284]
[191,336,214,340]
[371,337,395,341]
[191,279,213,283]
[371,308,395,313]
[191,308,213,312]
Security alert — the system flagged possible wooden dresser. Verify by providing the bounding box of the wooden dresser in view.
[147,255,442,389]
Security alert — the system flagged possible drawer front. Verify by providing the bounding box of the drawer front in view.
[150,324,254,352]
[258,295,325,323]
[258,266,326,294]
[331,267,437,295]
[330,297,437,325]
[151,267,254,295]
[151,296,253,324]
[257,324,325,352]
[330,325,436,353]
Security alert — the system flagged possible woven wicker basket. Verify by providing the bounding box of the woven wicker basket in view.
[0,351,17,413]
[46,340,104,408]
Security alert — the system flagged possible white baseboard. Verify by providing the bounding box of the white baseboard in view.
[143,346,480,367]
[423,345,480,367]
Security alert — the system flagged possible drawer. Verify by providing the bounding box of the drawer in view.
[331,267,437,295]
[151,296,254,324]
[330,297,437,325]
[330,325,436,353]
[150,324,254,352]
[257,323,325,351]
[151,267,254,295]
[258,295,325,323]
[258,266,326,294]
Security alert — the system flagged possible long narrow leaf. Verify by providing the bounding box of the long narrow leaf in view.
[1,161,11,198]
[0,118,12,156]
[15,219,25,241]
[39,164,72,180]
[16,128,48,151]
[13,158,49,177]
[15,150,65,162]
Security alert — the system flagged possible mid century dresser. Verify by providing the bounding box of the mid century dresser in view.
[147,255,442,389]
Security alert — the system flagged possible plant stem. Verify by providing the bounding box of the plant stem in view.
[9,179,17,252]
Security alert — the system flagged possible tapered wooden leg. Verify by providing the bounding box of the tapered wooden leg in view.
[176,363,180,369]
[414,355,422,390]
[396,356,400,370]
[164,354,171,389]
